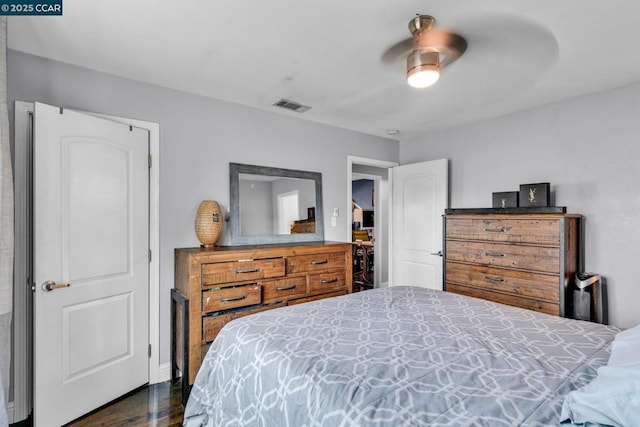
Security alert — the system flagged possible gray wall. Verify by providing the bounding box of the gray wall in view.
[8,50,399,366]
[401,82,640,330]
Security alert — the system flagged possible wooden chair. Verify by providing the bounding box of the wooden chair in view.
[352,230,373,290]
[352,229,370,241]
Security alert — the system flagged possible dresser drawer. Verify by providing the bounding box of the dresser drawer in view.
[202,258,285,285]
[262,276,307,303]
[446,283,560,316]
[287,252,345,274]
[288,290,347,305]
[308,271,346,293]
[202,316,227,343]
[446,218,560,246]
[202,301,286,342]
[446,262,559,303]
[202,284,261,313]
[446,240,560,273]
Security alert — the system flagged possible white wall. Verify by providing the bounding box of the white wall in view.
[7,50,399,365]
[401,82,640,330]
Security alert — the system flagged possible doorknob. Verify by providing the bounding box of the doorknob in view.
[430,251,443,257]
[41,280,71,292]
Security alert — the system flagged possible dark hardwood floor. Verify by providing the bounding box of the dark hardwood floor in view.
[64,381,184,426]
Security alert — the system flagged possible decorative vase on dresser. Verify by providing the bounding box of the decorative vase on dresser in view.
[171,241,352,403]
[194,200,223,247]
[443,209,582,318]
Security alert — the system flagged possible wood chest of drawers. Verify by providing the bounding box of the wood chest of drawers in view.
[443,213,582,317]
[172,241,352,390]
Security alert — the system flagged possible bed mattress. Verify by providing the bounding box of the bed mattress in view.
[184,286,618,426]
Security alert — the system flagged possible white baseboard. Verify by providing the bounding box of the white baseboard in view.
[7,401,14,424]
[378,281,390,288]
[153,363,171,384]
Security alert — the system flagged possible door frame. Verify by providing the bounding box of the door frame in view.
[11,102,161,423]
[346,156,398,287]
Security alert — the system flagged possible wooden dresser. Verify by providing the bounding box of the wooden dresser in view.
[172,241,352,394]
[443,212,582,317]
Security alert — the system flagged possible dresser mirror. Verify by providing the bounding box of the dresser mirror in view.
[229,163,324,245]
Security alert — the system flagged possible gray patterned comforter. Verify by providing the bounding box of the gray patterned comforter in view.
[183,286,618,426]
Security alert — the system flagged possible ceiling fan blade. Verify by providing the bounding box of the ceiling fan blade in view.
[381,38,412,65]
[453,14,558,62]
[417,29,468,67]
[441,14,559,92]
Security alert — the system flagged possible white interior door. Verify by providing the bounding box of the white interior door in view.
[33,102,149,426]
[277,190,299,234]
[391,159,448,289]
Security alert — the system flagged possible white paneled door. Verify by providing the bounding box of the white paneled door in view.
[33,102,149,426]
[391,159,448,289]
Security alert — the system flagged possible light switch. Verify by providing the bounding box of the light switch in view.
[333,208,339,217]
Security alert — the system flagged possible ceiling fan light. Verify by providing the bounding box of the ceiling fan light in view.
[407,50,440,88]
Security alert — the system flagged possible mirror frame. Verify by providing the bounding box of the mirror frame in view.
[229,163,325,245]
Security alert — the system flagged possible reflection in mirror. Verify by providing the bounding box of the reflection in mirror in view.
[229,163,324,245]
[238,173,316,236]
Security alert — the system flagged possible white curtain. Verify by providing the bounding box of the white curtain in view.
[0,16,14,427]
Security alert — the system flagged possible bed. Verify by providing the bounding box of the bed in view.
[183,286,620,426]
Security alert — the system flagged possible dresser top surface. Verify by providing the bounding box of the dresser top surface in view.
[444,207,581,217]
[176,241,350,255]
[444,212,582,219]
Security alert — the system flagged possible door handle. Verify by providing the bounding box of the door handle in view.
[42,280,71,292]
[430,251,443,257]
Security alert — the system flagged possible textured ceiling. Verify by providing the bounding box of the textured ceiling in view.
[8,0,640,140]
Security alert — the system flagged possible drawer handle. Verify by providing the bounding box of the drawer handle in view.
[484,251,507,258]
[235,268,260,274]
[484,227,509,233]
[275,284,297,291]
[220,294,247,303]
[320,278,338,284]
[310,260,328,265]
[484,276,507,283]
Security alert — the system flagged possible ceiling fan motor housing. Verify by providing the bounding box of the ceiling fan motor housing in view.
[407,50,440,88]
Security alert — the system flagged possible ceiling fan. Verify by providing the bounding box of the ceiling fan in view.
[382,14,468,88]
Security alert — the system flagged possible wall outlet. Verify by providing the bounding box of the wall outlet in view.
[331,216,337,227]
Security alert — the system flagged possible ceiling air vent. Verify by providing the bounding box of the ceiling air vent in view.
[272,98,311,113]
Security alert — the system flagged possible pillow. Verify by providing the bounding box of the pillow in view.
[560,324,640,426]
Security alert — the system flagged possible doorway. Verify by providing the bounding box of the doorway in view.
[352,175,377,290]
[347,156,449,291]
[347,156,398,288]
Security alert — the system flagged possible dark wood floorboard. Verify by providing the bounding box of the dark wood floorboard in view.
[65,381,184,426]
